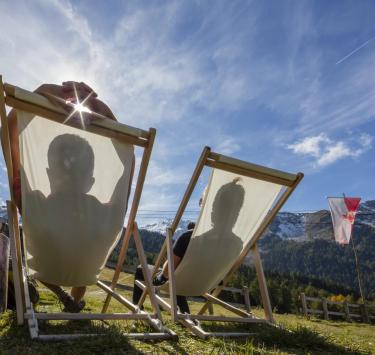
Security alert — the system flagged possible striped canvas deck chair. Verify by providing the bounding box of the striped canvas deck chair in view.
[136,147,303,339]
[0,77,176,340]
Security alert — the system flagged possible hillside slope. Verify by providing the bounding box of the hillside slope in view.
[135,200,375,297]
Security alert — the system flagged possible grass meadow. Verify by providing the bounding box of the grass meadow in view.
[1,269,374,354]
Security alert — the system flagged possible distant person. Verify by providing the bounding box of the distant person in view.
[4,81,134,312]
[132,222,196,314]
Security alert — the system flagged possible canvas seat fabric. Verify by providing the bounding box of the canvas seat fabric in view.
[161,168,283,296]
[18,111,134,286]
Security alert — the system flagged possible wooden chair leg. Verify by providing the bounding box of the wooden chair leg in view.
[133,223,163,321]
[251,243,274,323]
[166,228,178,322]
[7,201,24,325]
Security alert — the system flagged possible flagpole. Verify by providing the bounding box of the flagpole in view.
[342,193,366,303]
[350,227,366,303]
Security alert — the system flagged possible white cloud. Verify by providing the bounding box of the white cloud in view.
[316,141,351,167]
[146,162,190,187]
[287,133,372,168]
[214,136,241,156]
[287,133,329,158]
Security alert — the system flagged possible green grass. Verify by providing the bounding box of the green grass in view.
[1,269,374,354]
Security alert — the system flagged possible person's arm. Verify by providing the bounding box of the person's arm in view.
[35,83,68,97]
[60,81,116,121]
[87,97,117,120]
[161,254,182,278]
[152,254,182,286]
[153,231,192,285]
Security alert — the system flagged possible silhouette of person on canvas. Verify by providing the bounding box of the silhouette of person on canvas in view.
[203,177,244,255]
[22,133,132,312]
[167,178,245,279]
[132,178,245,313]
[177,178,245,293]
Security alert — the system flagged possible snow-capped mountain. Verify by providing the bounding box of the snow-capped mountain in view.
[139,200,375,241]
[358,200,375,228]
[264,212,306,240]
[140,219,195,239]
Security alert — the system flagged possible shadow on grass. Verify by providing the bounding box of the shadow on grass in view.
[0,290,195,354]
[1,309,368,355]
[1,312,142,354]
[0,311,192,355]
[200,321,363,354]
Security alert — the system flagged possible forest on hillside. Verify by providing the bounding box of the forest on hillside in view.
[107,225,375,313]
[259,223,375,300]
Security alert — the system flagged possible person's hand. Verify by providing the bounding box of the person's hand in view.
[61,81,100,127]
[34,82,103,128]
[62,81,116,121]
[152,272,168,286]
[62,81,98,103]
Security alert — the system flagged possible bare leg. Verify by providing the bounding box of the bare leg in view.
[40,281,85,312]
[71,286,86,303]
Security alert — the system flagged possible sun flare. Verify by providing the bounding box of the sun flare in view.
[73,102,91,114]
[63,83,94,128]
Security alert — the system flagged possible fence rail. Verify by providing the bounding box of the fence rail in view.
[300,293,375,323]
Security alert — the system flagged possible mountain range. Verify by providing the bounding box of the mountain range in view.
[139,200,375,297]
[140,200,375,241]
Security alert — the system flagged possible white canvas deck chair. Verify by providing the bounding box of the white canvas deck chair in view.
[0,76,176,340]
[136,147,303,339]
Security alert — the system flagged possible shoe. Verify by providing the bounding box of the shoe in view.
[61,293,86,313]
[152,272,168,286]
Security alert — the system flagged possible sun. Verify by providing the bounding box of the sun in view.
[73,102,91,114]
[63,83,94,128]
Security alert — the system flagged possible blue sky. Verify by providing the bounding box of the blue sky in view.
[0,0,374,222]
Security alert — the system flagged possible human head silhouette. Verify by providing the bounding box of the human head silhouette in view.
[211,177,245,231]
[187,222,196,230]
[47,134,95,194]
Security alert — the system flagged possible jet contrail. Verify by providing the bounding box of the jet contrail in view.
[336,35,375,65]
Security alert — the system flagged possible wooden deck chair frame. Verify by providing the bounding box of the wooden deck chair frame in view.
[136,146,303,339]
[0,76,176,341]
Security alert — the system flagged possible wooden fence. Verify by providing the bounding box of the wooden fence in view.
[215,286,251,313]
[300,293,375,323]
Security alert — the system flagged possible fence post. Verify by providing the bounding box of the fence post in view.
[322,297,329,320]
[361,303,370,323]
[300,293,308,316]
[242,286,251,313]
[343,301,351,322]
[0,233,10,313]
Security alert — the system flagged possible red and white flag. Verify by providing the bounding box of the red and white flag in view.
[327,197,361,245]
